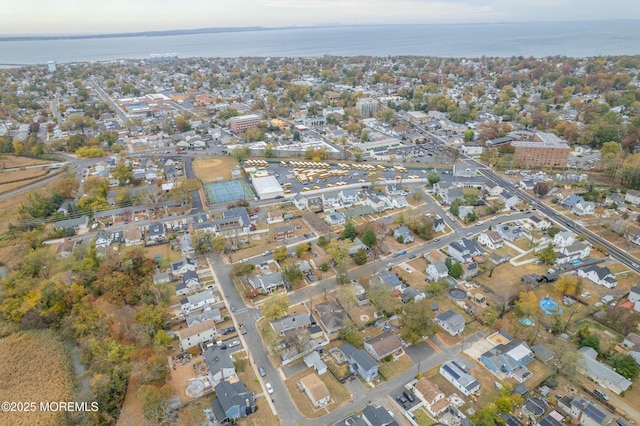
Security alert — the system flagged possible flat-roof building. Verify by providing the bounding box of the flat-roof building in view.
[229,114,261,133]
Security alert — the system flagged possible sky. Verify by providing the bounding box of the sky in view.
[2,0,640,35]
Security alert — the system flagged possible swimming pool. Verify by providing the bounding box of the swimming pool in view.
[540,296,562,315]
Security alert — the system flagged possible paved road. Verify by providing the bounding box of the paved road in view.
[88,78,130,125]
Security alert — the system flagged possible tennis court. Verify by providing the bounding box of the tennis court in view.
[203,180,255,204]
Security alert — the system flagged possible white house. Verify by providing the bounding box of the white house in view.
[447,238,484,264]
[204,346,237,386]
[171,257,197,276]
[177,319,217,350]
[340,189,360,206]
[435,310,466,336]
[625,190,640,206]
[325,212,346,226]
[440,360,479,396]
[572,201,595,216]
[180,290,217,314]
[556,242,591,265]
[553,231,576,248]
[299,373,330,407]
[426,262,449,282]
[413,377,450,418]
[577,265,617,288]
[478,231,504,250]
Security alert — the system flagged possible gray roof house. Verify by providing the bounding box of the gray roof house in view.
[205,346,238,386]
[315,301,346,334]
[361,404,397,426]
[577,265,617,289]
[577,346,631,394]
[341,343,379,382]
[439,360,480,396]
[393,226,414,243]
[171,257,197,276]
[180,290,216,314]
[211,380,255,423]
[435,310,465,336]
[426,261,449,282]
[447,238,484,264]
[270,312,313,335]
[364,331,404,361]
[248,272,285,293]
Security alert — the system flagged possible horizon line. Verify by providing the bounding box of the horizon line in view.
[1,19,639,41]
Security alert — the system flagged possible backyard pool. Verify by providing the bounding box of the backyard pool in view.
[540,296,562,315]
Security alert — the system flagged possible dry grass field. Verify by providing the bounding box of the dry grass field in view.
[193,156,239,182]
[284,366,351,418]
[0,155,51,169]
[0,329,74,426]
[0,168,49,186]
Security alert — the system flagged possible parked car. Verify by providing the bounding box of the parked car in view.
[259,366,266,377]
[262,251,272,256]
[228,340,240,348]
[266,383,274,394]
[403,390,415,402]
[230,305,236,312]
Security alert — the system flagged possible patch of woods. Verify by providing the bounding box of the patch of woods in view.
[0,235,175,424]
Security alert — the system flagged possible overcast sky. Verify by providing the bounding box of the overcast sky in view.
[3,0,640,35]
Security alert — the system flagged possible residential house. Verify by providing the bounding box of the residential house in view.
[325,212,346,226]
[496,224,524,242]
[443,187,465,204]
[177,319,217,350]
[531,343,555,364]
[53,216,90,233]
[478,231,504,250]
[572,200,595,216]
[94,229,112,248]
[577,265,617,288]
[400,287,425,303]
[457,205,475,220]
[340,343,379,382]
[538,414,564,426]
[528,215,551,231]
[248,272,284,293]
[315,301,346,334]
[175,270,201,296]
[384,183,404,196]
[393,226,414,243]
[322,191,342,211]
[501,191,520,209]
[364,331,404,361]
[171,257,197,276]
[520,180,535,190]
[293,194,309,211]
[577,347,632,394]
[485,182,504,196]
[439,360,480,396]
[152,271,173,285]
[605,193,625,207]
[185,308,222,327]
[147,221,166,242]
[390,195,407,209]
[623,332,640,350]
[56,239,75,258]
[180,233,195,256]
[435,310,465,336]
[556,241,591,265]
[270,312,312,336]
[370,270,404,291]
[180,290,216,314]
[363,192,389,212]
[303,351,328,375]
[426,261,449,282]
[347,237,367,256]
[432,217,446,233]
[480,340,534,380]
[212,208,251,238]
[557,395,614,426]
[553,231,576,248]
[561,194,584,209]
[299,373,330,407]
[625,189,640,206]
[211,380,255,423]
[413,377,449,417]
[361,405,396,426]
[273,224,295,240]
[447,238,484,264]
[124,224,143,246]
[627,288,640,312]
[205,346,238,386]
[340,189,360,206]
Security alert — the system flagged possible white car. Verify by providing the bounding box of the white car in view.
[265,383,274,394]
[581,292,591,298]
[228,340,240,348]
[405,267,412,273]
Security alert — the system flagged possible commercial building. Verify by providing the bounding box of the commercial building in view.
[512,132,571,167]
[229,114,261,133]
[252,175,284,200]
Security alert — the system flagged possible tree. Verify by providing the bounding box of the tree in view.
[463,129,475,142]
[169,178,201,205]
[336,285,356,312]
[326,239,350,267]
[232,146,249,161]
[533,182,550,197]
[515,291,538,319]
[537,243,557,265]
[361,228,377,248]
[262,295,291,320]
[338,321,364,347]
[448,262,463,279]
[612,354,640,380]
[295,243,310,258]
[139,384,174,425]
[273,246,288,262]
[368,281,399,315]
[353,248,368,265]
[427,171,440,186]
[192,230,214,254]
[342,222,357,241]
[282,263,304,288]
[556,275,581,297]
[401,298,434,344]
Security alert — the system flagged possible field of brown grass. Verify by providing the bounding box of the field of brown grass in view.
[0,176,62,236]
[193,156,239,182]
[0,168,49,185]
[0,329,74,426]
[0,155,51,169]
